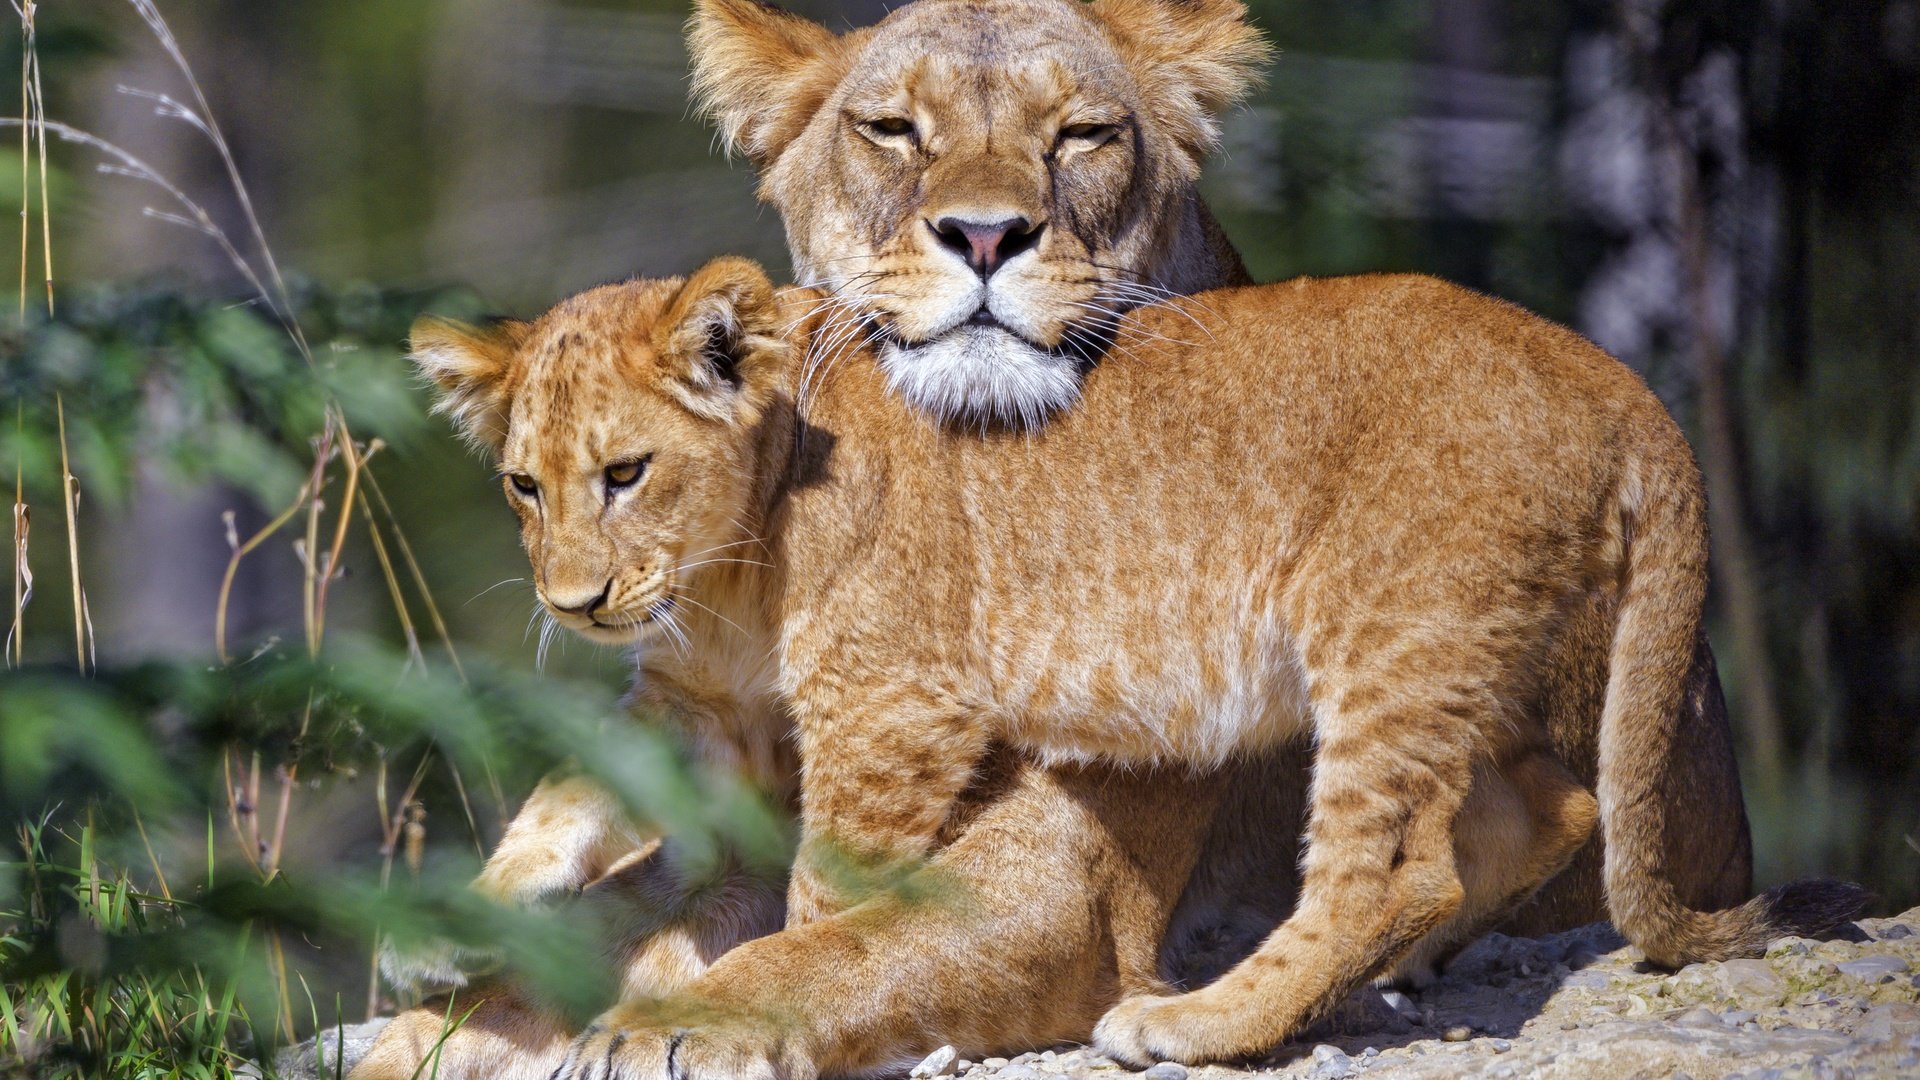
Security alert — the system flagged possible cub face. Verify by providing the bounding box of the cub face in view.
[409,259,789,646]
[690,0,1269,426]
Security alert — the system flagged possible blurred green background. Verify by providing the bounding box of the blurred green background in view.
[2,0,1917,1070]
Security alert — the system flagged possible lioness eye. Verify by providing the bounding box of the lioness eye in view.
[605,458,648,489]
[508,473,537,497]
[861,116,916,140]
[1059,122,1120,148]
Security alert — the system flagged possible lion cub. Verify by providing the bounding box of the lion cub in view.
[413,257,1864,1066]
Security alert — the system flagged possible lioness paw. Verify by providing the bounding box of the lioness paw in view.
[552,1005,789,1080]
[376,935,503,996]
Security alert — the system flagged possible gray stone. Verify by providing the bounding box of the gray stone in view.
[272,1018,391,1080]
[1560,970,1612,991]
[911,1044,959,1077]
[1835,955,1910,983]
[982,1059,1010,1069]
[1378,989,1421,1020]
[1717,958,1788,1002]
[1142,1064,1188,1080]
[1856,1002,1920,1043]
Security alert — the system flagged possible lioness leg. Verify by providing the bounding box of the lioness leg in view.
[347,981,571,1080]
[351,840,786,1080]
[1387,749,1598,985]
[552,756,1221,1080]
[379,771,653,993]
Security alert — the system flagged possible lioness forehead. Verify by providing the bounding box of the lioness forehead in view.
[855,0,1127,87]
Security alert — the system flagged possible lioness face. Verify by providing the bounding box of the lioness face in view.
[691,0,1268,426]
[409,260,787,646]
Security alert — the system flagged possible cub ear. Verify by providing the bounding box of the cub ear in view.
[688,0,850,167]
[1092,0,1272,165]
[655,257,786,420]
[409,315,529,455]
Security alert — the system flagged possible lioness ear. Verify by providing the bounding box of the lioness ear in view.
[409,315,529,455]
[656,257,785,420]
[1092,0,1272,165]
[688,0,850,167]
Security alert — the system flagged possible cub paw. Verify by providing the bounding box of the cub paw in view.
[551,1003,789,1080]
[1093,991,1253,1068]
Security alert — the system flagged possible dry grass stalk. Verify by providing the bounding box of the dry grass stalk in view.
[12,0,509,1040]
[53,395,90,672]
[9,404,28,669]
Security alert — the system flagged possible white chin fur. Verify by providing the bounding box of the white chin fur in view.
[879,326,1082,429]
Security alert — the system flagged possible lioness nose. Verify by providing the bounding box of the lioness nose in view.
[547,580,611,617]
[930,215,1043,278]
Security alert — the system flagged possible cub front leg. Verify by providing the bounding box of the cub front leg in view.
[1094,692,1477,1065]
[786,681,991,924]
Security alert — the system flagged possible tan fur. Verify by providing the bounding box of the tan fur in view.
[376,261,1862,1075]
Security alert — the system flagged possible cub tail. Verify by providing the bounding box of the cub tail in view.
[1596,436,1869,968]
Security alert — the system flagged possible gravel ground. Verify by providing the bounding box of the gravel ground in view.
[288,907,1920,1080]
[914,907,1920,1080]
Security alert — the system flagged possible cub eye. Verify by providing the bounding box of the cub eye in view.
[860,116,916,141]
[1059,122,1120,148]
[605,458,648,490]
[508,473,538,497]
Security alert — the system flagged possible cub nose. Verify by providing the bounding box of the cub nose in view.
[930,215,1044,278]
[547,580,612,617]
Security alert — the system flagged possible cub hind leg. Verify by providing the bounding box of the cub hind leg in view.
[1386,748,1598,986]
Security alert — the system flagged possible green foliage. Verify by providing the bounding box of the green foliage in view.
[1,642,792,1076]
[0,281,469,512]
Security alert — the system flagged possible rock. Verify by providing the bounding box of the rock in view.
[982,1059,1010,1069]
[1836,955,1910,983]
[1143,1064,1188,1080]
[1378,990,1421,1021]
[1856,1001,1920,1043]
[1674,1006,1720,1027]
[1559,970,1612,991]
[272,1018,391,1080]
[998,1067,1042,1080]
[912,1044,960,1077]
[1441,1025,1473,1042]
[1716,958,1788,1003]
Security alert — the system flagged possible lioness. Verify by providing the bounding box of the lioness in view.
[411,258,1862,1073]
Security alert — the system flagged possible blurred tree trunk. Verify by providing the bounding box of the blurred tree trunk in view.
[1563,0,1788,790]
[71,3,300,661]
